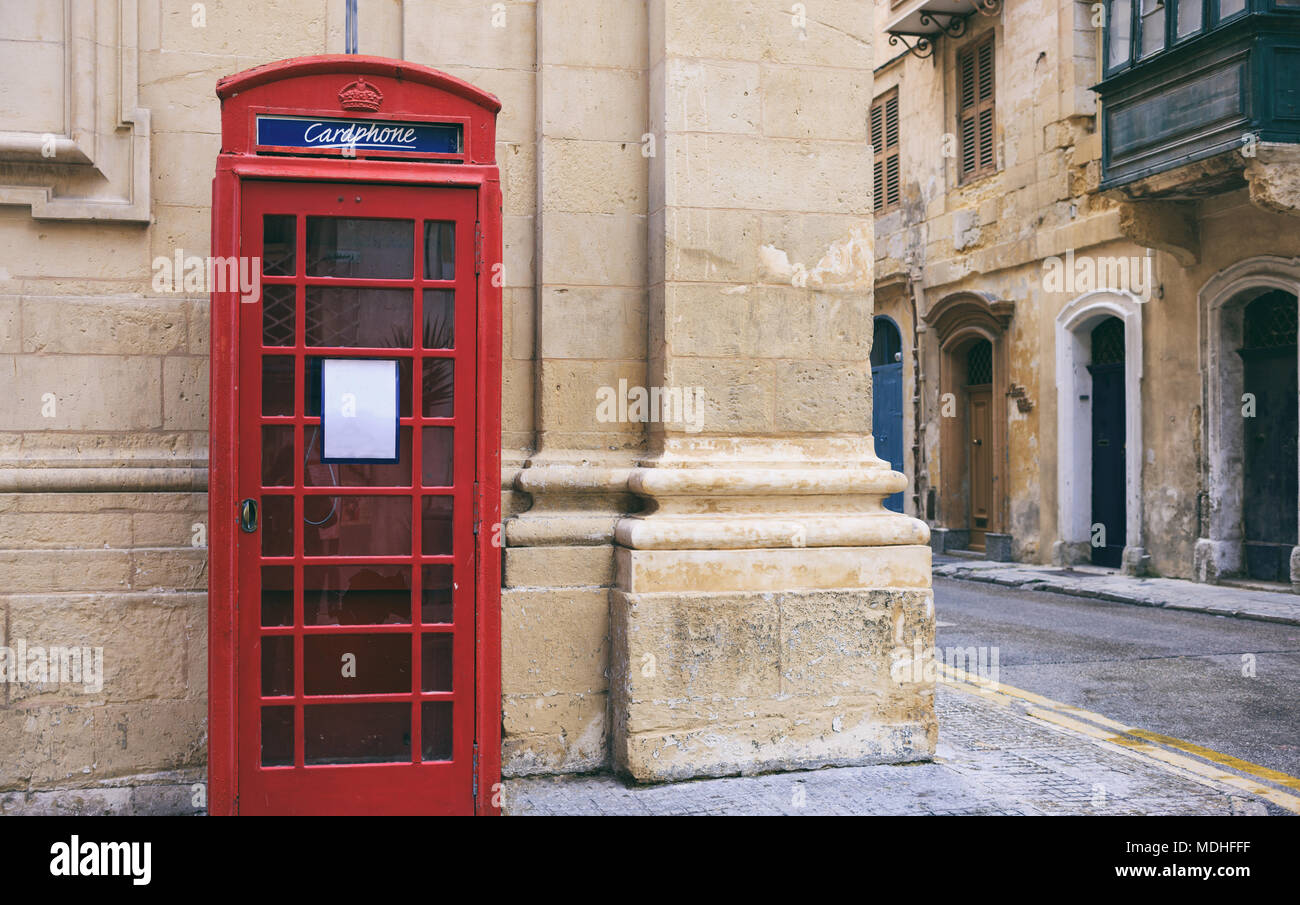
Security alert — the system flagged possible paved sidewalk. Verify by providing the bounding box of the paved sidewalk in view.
[504,677,1292,816]
[933,556,1300,626]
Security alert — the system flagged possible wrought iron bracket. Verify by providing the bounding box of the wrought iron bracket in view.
[886,0,1002,60]
[888,31,935,59]
[919,11,968,38]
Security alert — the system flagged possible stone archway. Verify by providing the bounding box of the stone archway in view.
[1054,290,1146,574]
[1195,256,1300,591]
[923,291,1014,559]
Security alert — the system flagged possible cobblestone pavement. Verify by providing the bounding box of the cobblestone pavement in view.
[504,681,1285,816]
[932,557,1300,626]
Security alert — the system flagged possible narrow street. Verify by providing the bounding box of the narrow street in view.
[507,577,1300,816]
[934,577,1300,780]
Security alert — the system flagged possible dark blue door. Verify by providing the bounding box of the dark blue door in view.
[1240,291,1298,582]
[871,317,905,513]
[1088,317,1126,568]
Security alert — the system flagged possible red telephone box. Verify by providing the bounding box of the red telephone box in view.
[208,56,502,815]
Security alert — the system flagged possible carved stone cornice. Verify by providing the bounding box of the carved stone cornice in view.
[0,0,151,222]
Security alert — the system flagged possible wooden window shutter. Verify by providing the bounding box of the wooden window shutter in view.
[958,36,996,181]
[871,89,901,212]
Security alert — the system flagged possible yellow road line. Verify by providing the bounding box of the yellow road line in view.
[1125,728,1300,794]
[935,663,1300,814]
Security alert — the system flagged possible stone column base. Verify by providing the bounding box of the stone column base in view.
[610,578,937,783]
[608,439,934,782]
[499,458,637,778]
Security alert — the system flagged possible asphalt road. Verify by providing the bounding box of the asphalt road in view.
[934,576,1300,780]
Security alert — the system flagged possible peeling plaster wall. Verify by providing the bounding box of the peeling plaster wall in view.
[1151,193,1300,579]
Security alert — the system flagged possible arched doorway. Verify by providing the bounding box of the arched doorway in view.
[964,339,993,550]
[923,291,1015,558]
[1240,290,1298,582]
[1196,256,1300,590]
[1087,316,1126,567]
[1054,290,1145,572]
[871,316,905,512]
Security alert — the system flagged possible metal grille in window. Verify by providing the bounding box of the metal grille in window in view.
[1090,316,1125,365]
[966,340,992,385]
[1243,291,1298,350]
[306,295,363,347]
[262,285,296,346]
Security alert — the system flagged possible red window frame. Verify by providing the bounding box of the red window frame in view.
[208,56,502,816]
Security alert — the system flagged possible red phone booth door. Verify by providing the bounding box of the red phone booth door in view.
[236,180,479,814]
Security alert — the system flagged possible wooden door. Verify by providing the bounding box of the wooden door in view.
[967,389,992,550]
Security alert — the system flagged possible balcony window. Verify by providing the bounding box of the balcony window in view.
[1108,0,1133,68]
[1095,0,1300,189]
[1103,0,1272,73]
[1176,0,1204,38]
[1139,0,1167,57]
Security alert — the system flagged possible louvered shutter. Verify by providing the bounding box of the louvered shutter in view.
[958,37,996,181]
[871,89,901,212]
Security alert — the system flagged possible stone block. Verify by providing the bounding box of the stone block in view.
[984,532,1014,562]
[501,588,610,697]
[539,138,647,215]
[162,356,209,430]
[537,211,646,286]
[404,0,536,71]
[661,357,774,434]
[760,64,870,141]
[501,691,609,777]
[0,296,20,352]
[616,546,933,594]
[661,58,761,135]
[541,68,646,143]
[539,0,646,69]
[610,587,935,782]
[538,287,646,360]
[775,360,871,433]
[504,545,616,588]
[662,207,761,283]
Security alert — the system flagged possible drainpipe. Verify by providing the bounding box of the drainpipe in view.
[906,269,926,520]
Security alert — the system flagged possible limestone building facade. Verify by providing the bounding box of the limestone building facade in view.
[872,0,1300,588]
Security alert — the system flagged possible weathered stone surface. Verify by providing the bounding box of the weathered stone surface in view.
[504,545,616,588]
[609,588,936,782]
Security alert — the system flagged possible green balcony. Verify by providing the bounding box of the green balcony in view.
[1095,0,1300,194]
